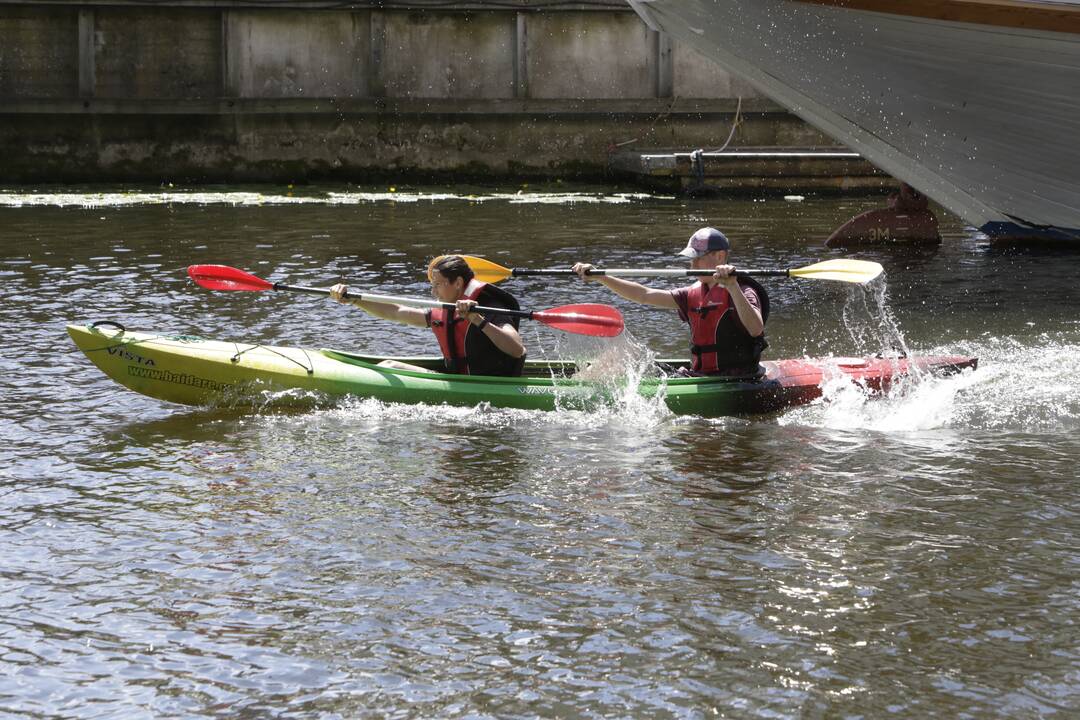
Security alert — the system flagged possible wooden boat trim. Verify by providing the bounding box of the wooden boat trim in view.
[789,0,1080,34]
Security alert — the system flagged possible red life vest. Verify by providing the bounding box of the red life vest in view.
[685,280,768,374]
[430,279,485,375]
[428,279,525,376]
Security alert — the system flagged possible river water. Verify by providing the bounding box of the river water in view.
[2,185,1078,718]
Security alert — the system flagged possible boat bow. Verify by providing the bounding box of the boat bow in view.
[628,0,1080,241]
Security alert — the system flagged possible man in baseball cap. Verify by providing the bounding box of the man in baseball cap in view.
[678,227,731,258]
[572,227,768,376]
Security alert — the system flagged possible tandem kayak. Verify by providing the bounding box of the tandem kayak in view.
[67,322,978,417]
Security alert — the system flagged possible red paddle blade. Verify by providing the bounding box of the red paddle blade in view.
[532,303,624,337]
[187,265,273,292]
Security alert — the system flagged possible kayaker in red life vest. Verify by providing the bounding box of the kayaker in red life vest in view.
[329,255,527,376]
[572,227,769,377]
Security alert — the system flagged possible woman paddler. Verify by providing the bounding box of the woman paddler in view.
[329,254,527,376]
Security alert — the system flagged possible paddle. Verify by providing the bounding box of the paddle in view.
[187,264,624,337]
[460,256,883,285]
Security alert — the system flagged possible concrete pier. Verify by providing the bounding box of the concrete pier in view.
[611,148,890,195]
[0,1,882,188]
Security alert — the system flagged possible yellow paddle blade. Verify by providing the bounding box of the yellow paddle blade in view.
[427,254,503,282]
[460,255,514,283]
[789,259,883,284]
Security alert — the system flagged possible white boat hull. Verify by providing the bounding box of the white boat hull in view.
[629,0,1080,241]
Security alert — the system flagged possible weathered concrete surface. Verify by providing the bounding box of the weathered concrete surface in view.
[0,6,77,98]
[526,13,655,99]
[673,41,759,99]
[381,12,515,99]
[0,3,884,189]
[226,10,371,98]
[94,8,220,99]
[0,99,839,184]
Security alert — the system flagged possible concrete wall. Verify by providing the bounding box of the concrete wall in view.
[95,8,221,99]
[526,13,654,99]
[0,1,853,185]
[380,12,516,99]
[673,41,759,99]
[226,10,371,98]
[0,6,77,98]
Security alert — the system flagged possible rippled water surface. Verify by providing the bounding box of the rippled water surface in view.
[2,185,1079,718]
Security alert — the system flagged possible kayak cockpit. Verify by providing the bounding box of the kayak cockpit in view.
[320,349,758,382]
[321,350,585,378]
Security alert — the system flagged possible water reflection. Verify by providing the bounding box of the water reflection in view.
[2,187,1078,717]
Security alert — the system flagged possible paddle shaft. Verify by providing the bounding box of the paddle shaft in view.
[273,282,536,319]
[506,268,791,279]
[459,255,881,285]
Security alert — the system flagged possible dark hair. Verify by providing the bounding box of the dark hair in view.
[429,255,474,284]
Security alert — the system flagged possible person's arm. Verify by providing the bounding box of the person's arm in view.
[457,300,526,358]
[714,267,764,337]
[571,263,677,310]
[330,284,429,328]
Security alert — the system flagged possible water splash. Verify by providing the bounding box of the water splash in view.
[308,385,670,433]
[533,331,672,427]
[840,277,911,360]
[780,277,973,431]
[944,334,1080,431]
[781,365,976,432]
[779,275,1080,432]
[783,328,1080,433]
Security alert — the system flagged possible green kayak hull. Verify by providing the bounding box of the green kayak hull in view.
[67,323,978,417]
